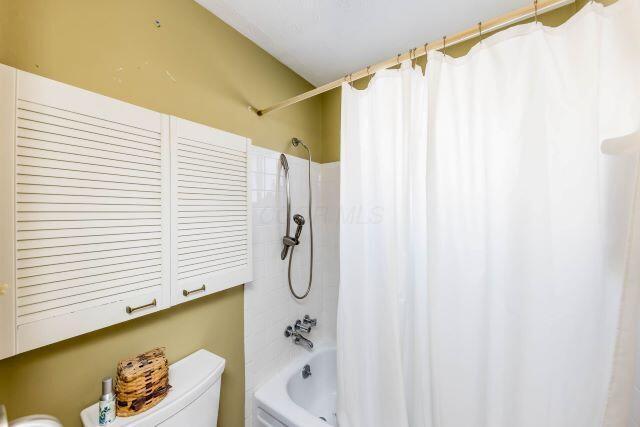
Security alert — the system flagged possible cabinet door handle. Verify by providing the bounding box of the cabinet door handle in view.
[0,283,8,296]
[183,285,206,297]
[126,298,157,314]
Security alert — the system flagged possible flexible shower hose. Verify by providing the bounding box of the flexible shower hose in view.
[288,148,313,300]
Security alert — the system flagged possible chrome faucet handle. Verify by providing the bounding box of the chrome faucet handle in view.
[285,324,315,350]
[303,315,317,327]
[295,319,311,333]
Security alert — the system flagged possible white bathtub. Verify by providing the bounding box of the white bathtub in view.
[254,347,337,427]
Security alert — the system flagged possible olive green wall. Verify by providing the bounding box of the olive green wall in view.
[0,288,244,426]
[318,0,610,163]
[0,0,325,426]
[320,88,341,164]
[0,0,323,160]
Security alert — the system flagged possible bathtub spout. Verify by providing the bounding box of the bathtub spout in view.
[293,333,314,350]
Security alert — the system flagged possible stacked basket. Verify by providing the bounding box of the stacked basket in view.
[115,347,171,417]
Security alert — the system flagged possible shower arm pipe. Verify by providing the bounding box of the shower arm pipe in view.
[251,0,575,117]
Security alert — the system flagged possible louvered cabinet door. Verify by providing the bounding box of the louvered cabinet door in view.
[14,71,171,353]
[0,64,17,359]
[170,117,252,305]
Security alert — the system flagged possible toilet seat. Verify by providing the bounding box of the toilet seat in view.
[8,415,63,427]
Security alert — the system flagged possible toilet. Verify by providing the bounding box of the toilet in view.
[80,349,225,427]
[7,415,63,427]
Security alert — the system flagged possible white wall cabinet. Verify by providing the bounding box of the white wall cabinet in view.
[0,64,17,360]
[170,117,252,305]
[0,67,252,359]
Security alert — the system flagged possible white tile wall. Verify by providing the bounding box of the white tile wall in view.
[244,145,340,427]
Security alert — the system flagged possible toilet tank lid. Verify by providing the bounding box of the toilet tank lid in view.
[80,349,225,427]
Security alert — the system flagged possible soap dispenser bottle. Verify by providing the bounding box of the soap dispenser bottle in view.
[98,377,116,425]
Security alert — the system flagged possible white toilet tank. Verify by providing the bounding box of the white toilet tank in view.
[80,349,225,427]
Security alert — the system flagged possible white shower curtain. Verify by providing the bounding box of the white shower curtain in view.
[338,1,640,426]
[338,63,430,427]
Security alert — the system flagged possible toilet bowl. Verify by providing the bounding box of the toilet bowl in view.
[80,349,225,427]
[0,404,62,427]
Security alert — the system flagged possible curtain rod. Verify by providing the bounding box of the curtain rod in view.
[252,0,576,116]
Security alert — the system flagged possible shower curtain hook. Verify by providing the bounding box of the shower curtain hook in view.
[478,22,483,42]
[397,53,401,66]
[343,74,350,89]
[348,73,354,88]
[442,36,447,56]
[534,0,539,24]
[422,43,429,75]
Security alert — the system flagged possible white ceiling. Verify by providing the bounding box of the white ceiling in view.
[195,0,532,87]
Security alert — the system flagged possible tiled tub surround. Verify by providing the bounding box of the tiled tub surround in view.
[244,146,339,427]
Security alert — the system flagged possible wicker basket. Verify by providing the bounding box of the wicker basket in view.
[115,347,171,417]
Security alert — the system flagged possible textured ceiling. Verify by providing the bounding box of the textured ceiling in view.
[194,0,532,87]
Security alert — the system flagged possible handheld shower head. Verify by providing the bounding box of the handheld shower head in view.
[279,153,289,172]
[293,214,305,242]
[280,136,314,300]
[293,214,305,226]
